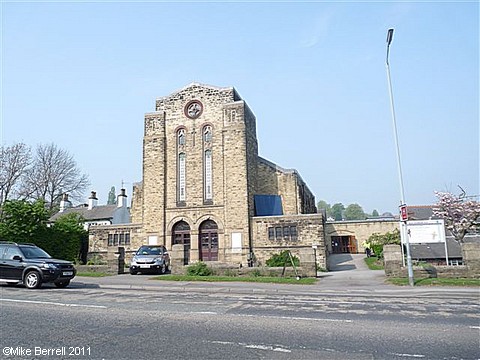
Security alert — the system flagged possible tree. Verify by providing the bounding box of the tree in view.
[433,189,480,243]
[0,143,31,207]
[317,200,331,218]
[21,143,90,211]
[0,199,49,242]
[331,203,345,221]
[344,203,366,220]
[48,213,88,262]
[107,186,116,205]
[371,209,379,217]
[0,200,85,261]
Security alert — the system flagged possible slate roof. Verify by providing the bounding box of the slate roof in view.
[410,237,462,259]
[49,204,117,222]
[410,235,480,260]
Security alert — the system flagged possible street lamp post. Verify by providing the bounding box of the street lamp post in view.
[385,28,414,287]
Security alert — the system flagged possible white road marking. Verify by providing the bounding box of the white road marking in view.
[237,313,353,323]
[469,326,480,329]
[0,298,107,309]
[211,340,291,353]
[390,353,425,358]
[193,311,217,315]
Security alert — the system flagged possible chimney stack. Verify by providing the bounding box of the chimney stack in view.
[117,188,128,208]
[88,191,98,210]
[59,193,71,212]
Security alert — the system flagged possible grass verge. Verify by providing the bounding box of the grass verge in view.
[151,274,317,285]
[76,272,112,277]
[364,256,384,270]
[387,277,480,287]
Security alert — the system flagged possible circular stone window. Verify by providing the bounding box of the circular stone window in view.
[184,100,203,119]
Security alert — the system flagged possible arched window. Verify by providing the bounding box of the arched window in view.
[203,125,213,203]
[204,150,212,201]
[177,128,186,146]
[178,153,186,203]
[203,125,212,142]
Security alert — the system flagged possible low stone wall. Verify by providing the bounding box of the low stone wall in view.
[170,245,310,277]
[212,265,305,278]
[383,243,480,279]
[251,214,325,277]
[411,266,470,279]
[76,265,115,274]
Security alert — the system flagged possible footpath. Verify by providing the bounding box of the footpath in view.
[73,254,480,299]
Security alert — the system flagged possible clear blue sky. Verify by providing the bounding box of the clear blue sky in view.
[1,1,478,215]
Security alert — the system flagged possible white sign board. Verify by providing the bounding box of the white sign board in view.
[231,232,242,253]
[148,235,158,245]
[401,220,446,244]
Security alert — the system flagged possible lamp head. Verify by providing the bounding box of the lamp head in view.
[387,28,394,45]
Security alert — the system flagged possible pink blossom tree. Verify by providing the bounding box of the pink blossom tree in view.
[433,189,480,243]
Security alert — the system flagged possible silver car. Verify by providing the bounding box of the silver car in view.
[129,245,170,275]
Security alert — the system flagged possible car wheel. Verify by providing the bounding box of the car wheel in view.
[160,264,167,275]
[24,271,42,289]
[54,280,70,288]
[130,270,138,275]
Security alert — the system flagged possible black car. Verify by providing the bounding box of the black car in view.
[0,241,76,289]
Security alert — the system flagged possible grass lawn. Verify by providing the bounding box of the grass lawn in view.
[151,274,317,285]
[387,277,480,287]
[364,256,384,270]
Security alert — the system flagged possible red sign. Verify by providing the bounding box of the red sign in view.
[400,204,408,222]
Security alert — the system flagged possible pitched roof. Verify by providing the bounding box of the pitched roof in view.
[49,205,117,222]
[410,238,462,259]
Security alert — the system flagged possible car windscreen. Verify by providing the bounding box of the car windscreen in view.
[137,246,163,255]
[19,246,52,259]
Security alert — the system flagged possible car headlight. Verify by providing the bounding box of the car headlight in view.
[42,263,58,270]
[155,258,164,264]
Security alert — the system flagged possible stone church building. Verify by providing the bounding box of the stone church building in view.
[89,83,326,270]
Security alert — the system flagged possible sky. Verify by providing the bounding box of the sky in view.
[1,0,478,215]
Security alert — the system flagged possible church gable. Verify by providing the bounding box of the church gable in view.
[155,82,241,112]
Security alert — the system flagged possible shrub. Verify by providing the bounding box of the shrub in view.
[266,250,300,267]
[365,229,400,259]
[251,269,262,277]
[186,261,213,276]
[223,269,238,277]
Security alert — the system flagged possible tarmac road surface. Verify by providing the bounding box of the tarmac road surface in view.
[1,256,478,360]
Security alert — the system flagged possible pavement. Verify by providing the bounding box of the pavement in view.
[318,253,388,288]
[72,253,480,299]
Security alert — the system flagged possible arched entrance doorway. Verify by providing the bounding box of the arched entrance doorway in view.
[172,221,191,265]
[199,219,218,261]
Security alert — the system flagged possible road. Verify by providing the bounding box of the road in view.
[1,274,479,360]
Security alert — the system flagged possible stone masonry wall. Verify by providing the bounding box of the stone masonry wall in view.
[124,83,320,267]
[251,214,326,274]
[256,159,314,215]
[130,182,143,224]
[383,243,480,278]
[88,223,143,263]
[142,112,167,238]
[325,220,398,253]
[141,84,253,263]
